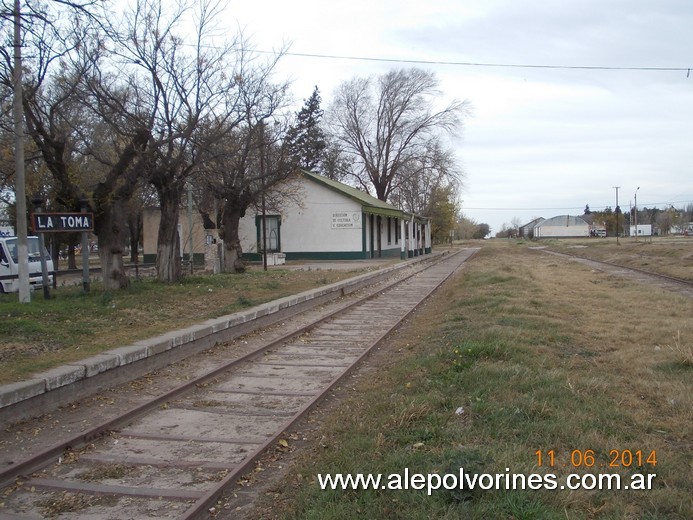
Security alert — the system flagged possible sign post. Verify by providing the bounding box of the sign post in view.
[31,209,94,293]
[80,200,91,292]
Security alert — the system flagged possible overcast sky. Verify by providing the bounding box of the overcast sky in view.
[223,0,693,233]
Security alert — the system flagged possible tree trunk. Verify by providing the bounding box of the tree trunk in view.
[67,243,77,270]
[156,183,183,282]
[95,200,129,290]
[127,212,141,263]
[220,200,246,273]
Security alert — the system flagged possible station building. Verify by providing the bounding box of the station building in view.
[143,171,432,268]
[239,171,431,262]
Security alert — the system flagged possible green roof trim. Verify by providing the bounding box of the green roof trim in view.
[301,171,404,218]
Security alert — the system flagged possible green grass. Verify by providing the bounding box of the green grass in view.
[257,244,692,520]
[0,267,362,384]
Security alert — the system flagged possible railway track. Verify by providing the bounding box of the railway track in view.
[0,248,478,519]
[535,247,693,297]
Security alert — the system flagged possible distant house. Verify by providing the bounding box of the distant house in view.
[533,215,590,238]
[519,218,544,238]
[629,224,652,237]
[670,222,693,236]
[581,213,607,237]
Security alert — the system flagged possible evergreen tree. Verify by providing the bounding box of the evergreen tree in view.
[286,87,327,172]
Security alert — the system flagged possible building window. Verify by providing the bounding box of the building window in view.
[256,216,281,252]
[387,217,392,245]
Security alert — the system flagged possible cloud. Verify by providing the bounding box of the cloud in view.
[225,0,693,232]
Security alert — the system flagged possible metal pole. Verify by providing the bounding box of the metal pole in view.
[80,199,90,292]
[613,186,620,245]
[13,0,30,302]
[188,183,193,274]
[634,187,640,241]
[31,196,50,299]
[261,175,267,271]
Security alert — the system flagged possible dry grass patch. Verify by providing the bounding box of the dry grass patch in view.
[251,243,692,520]
[663,331,692,367]
[536,236,693,281]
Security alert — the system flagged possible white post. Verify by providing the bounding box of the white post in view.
[409,217,414,257]
[400,218,405,259]
[426,221,431,252]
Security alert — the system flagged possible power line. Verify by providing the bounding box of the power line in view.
[262,50,691,73]
[462,200,693,211]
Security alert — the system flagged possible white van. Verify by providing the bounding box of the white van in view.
[0,236,54,293]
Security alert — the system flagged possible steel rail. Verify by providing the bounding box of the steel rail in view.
[0,251,457,492]
[541,248,693,288]
[179,249,475,520]
[0,250,477,519]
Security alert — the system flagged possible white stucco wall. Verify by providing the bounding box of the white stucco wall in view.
[534,224,590,238]
[283,179,365,253]
[239,177,404,258]
[629,224,652,237]
[239,178,364,255]
[238,214,260,254]
[142,174,416,263]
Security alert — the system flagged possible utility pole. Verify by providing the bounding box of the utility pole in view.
[613,186,621,245]
[634,186,640,242]
[14,0,30,302]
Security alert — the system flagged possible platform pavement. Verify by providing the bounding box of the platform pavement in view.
[0,254,442,424]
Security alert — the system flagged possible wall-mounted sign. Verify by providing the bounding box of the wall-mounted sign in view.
[31,213,94,232]
[331,212,361,229]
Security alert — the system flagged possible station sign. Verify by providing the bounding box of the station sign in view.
[331,211,362,229]
[31,212,94,232]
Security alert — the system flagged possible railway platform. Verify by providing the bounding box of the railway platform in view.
[0,253,442,426]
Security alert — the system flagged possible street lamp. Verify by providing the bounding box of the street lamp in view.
[634,187,640,241]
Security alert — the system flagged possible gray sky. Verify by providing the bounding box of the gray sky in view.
[224,0,693,233]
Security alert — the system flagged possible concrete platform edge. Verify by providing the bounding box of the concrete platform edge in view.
[0,253,441,423]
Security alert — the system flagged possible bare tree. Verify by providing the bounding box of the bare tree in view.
[111,0,247,282]
[201,64,298,272]
[0,0,153,288]
[388,137,462,215]
[327,68,468,202]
